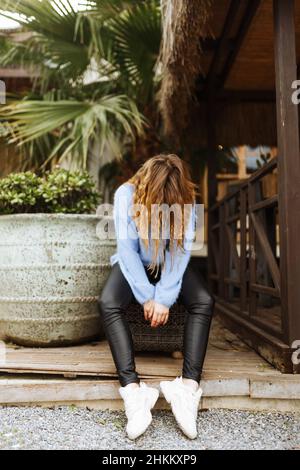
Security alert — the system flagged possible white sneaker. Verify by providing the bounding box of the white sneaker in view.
[160,377,202,439]
[119,382,159,440]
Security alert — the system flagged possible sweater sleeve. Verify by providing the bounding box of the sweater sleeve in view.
[154,205,196,308]
[113,184,155,305]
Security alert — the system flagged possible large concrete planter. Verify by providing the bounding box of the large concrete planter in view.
[0,214,115,346]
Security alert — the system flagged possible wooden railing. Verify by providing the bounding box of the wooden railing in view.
[208,158,295,372]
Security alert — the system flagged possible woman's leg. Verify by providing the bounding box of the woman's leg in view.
[98,263,139,387]
[159,266,213,441]
[99,263,159,440]
[179,263,215,384]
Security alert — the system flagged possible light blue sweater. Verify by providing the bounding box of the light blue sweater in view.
[110,183,195,308]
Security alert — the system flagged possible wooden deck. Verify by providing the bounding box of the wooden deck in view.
[0,318,300,411]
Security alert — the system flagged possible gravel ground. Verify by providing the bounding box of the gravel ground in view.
[0,406,299,450]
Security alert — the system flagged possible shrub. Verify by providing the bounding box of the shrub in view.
[0,169,101,214]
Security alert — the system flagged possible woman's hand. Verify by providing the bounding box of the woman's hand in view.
[151,302,169,328]
[144,299,155,321]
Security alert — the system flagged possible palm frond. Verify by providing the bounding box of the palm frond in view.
[0,1,91,84]
[109,0,161,101]
[0,0,161,170]
[84,0,142,18]
[1,95,145,169]
[83,0,161,102]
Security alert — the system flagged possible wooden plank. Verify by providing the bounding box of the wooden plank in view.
[0,318,282,384]
[211,222,221,231]
[219,300,283,340]
[219,203,227,298]
[250,283,280,298]
[224,278,241,287]
[274,0,300,346]
[226,214,240,224]
[249,158,277,183]
[209,159,277,209]
[247,183,258,320]
[225,224,241,278]
[250,212,280,292]
[0,345,182,378]
[215,301,294,373]
[0,342,278,379]
[250,195,278,212]
[240,188,247,312]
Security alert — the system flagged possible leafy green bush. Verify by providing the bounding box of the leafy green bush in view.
[0,169,101,214]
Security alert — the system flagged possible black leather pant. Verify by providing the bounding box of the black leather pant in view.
[98,262,215,387]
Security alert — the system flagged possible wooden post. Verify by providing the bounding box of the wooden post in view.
[236,146,247,179]
[207,95,218,290]
[207,97,218,207]
[273,0,300,346]
[240,187,247,312]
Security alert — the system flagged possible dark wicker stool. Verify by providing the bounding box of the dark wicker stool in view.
[126,301,187,353]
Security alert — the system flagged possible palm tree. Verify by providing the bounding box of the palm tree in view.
[0,0,161,172]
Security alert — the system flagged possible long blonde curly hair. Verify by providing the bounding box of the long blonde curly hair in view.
[128,154,197,275]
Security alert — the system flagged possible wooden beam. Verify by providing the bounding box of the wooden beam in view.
[217,90,275,103]
[273,0,300,344]
[236,146,247,179]
[0,68,33,78]
[207,94,218,293]
[225,224,241,278]
[215,301,294,373]
[240,188,247,312]
[206,96,218,206]
[205,0,242,90]
[250,212,281,293]
[198,89,276,103]
[218,0,261,89]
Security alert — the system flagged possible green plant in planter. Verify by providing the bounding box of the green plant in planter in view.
[0,172,45,214]
[0,169,101,214]
[41,170,101,214]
